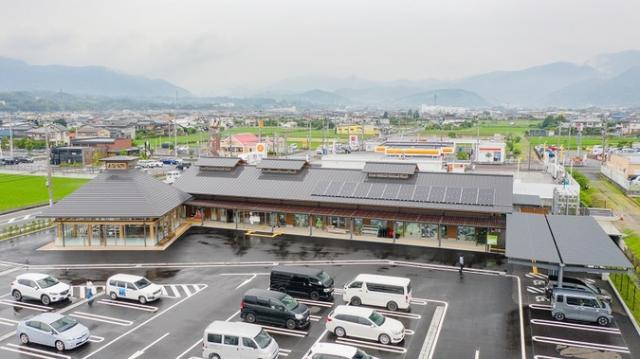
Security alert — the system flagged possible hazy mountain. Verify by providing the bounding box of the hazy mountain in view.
[0,57,191,98]
[545,66,640,107]
[266,75,377,92]
[280,89,349,106]
[449,62,600,106]
[586,50,640,76]
[392,89,490,108]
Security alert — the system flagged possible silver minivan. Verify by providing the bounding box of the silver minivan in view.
[203,321,279,359]
[551,288,613,326]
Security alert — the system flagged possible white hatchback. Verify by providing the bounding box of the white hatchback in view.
[326,305,405,345]
[106,274,163,304]
[304,342,379,359]
[11,273,71,305]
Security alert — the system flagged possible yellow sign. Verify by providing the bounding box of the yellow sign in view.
[256,143,267,154]
[258,120,264,128]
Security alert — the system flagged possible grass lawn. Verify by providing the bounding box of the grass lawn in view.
[527,136,630,150]
[420,120,540,138]
[624,229,640,264]
[0,174,89,212]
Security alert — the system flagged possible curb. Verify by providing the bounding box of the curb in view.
[608,276,640,336]
[0,203,49,216]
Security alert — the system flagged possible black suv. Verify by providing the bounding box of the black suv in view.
[270,266,334,301]
[240,288,310,329]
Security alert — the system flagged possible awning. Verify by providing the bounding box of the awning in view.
[187,199,506,228]
[595,219,624,237]
[506,213,631,269]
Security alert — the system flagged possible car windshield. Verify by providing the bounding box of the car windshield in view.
[317,271,332,285]
[50,317,78,332]
[254,329,272,349]
[36,276,59,289]
[369,311,385,326]
[134,278,151,289]
[353,349,370,359]
[281,295,298,311]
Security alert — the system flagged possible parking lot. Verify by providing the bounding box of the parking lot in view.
[0,228,636,359]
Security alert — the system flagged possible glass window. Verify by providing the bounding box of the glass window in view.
[294,214,309,227]
[349,281,362,289]
[253,330,272,349]
[566,296,580,306]
[280,295,299,311]
[134,278,151,289]
[242,337,257,349]
[421,224,438,239]
[207,333,221,343]
[223,335,239,346]
[36,276,59,289]
[50,317,77,333]
[126,282,136,290]
[369,311,386,326]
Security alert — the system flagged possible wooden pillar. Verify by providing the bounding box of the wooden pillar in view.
[88,224,93,246]
[350,218,354,240]
[56,222,63,246]
[309,214,313,236]
[149,222,156,245]
[119,224,124,246]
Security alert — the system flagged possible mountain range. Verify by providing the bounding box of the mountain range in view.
[2,50,640,108]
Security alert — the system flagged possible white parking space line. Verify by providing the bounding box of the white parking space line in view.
[128,332,170,359]
[0,317,19,326]
[529,303,552,311]
[0,299,52,312]
[279,348,292,357]
[295,298,334,308]
[183,285,193,297]
[373,308,421,320]
[411,299,428,305]
[1,343,71,359]
[405,329,415,336]
[531,336,630,354]
[527,286,545,294]
[309,315,322,322]
[530,319,621,334]
[418,303,447,359]
[262,325,308,338]
[175,339,203,359]
[525,273,548,280]
[88,335,105,343]
[235,274,257,290]
[97,299,158,312]
[70,311,133,326]
[335,337,407,354]
[7,218,15,223]
[533,356,563,359]
[474,349,480,359]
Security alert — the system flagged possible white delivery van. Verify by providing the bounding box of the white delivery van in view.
[203,321,279,359]
[342,274,412,311]
[106,274,163,304]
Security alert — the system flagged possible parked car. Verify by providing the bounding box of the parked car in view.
[11,273,71,305]
[0,157,19,165]
[326,305,405,345]
[203,321,279,359]
[270,266,334,301]
[106,274,163,304]
[16,313,90,351]
[161,158,182,165]
[14,156,34,163]
[303,342,378,359]
[545,275,611,301]
[551,288,613,326]
[240,288,310,329]
[342,274,412,311]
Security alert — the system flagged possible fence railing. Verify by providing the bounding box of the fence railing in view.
[611,272,640,322]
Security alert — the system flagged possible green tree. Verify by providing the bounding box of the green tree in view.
[456,151,470,160]
[447,132,457,138]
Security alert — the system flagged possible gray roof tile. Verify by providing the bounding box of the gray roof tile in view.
[363,162,417,175]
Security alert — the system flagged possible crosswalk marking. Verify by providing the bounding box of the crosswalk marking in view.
[97,299,158,312]
[0,299,52,312]
[162,284,207,299]
[527,286,545,294]
[69,311,133,326]
[1,343,71,359]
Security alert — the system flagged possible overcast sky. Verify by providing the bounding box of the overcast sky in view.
[1,0,638,95]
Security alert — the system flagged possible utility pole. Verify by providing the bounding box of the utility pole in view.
[44,119,54,207]
[173,90,178,157]
[601,113,608,164]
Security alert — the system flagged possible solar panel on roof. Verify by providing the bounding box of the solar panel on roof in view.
[367,183,386,199]
[397,185,414,201]
[477,188,495,206]
[460,188,479,204]
[429,186,446,203]
[412,185,430,202]
[339,182,357,197]
[352,183,372,198]
[382,184,401,200]
[311,181,330,196]
[444,187,462,203]
[325,181,344,196]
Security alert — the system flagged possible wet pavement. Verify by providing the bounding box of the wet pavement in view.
[0,228,636,359]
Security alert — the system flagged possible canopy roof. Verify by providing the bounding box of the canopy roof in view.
[506,213,631,269]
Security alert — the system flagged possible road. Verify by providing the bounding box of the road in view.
[0,205,47,232]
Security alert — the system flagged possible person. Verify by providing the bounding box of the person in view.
[85,281,95,306]
[458,256,464,276]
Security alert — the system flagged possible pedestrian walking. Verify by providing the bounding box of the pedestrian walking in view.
[85,281,95,306]
[458,255,464,276]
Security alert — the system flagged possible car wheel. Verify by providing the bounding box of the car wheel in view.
[110,292,118,300]
[139,296,147,304]
[55,340,65,351]
[19,333,29,344]
[41,295,51,306]
[209,354,220,359]
[597,316,610,326]
[334,326,346,337]
[386,301,398,311]
[310,291,320,301]
[285,319,296,330]
[553,312,565,321]
[12,290,22,301]
[245,313,257,323]
[379,333,391,345]
[350,297,361,306]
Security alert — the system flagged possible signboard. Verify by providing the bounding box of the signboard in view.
[255,143,267,155]
[349,135,359,147]
[487,233,498,246]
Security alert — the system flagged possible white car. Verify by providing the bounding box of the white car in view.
[326,305,405,345]
[106,274,163,304]
[304,342,378,359]
[11,273,71,305]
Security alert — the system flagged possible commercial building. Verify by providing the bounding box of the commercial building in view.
[336,124,380,136]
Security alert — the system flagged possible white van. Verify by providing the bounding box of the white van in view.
[203,321,279,359]
[106,274,163,304]
[342,274,412,311]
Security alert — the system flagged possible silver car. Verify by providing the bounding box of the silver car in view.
[16,313,90,351]
[551,288,613,326]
